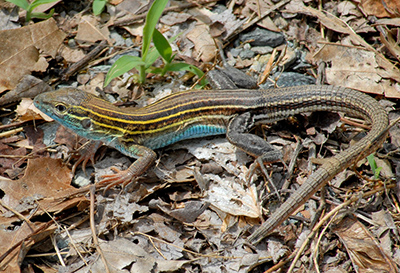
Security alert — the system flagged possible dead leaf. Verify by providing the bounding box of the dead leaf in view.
[75,15,110,43]
[0,157,88,227]
[186,23,216,63]
[0,75,51,106]
[0,221,55,272]
[359,0,400,18]
[332,215,398,273]
[374,18,400,27]
[300,5,400,95]
[32,56,49,72]
[16,98,53,122]
[0,158,71,207]
[0,18,66,93]
[313,42,400,97]
[59,44,86,63]
[380,29,400,63]
[204,174,260,218]
[83,238,190,272]
[0,141,26,179]
[160,11,192,26]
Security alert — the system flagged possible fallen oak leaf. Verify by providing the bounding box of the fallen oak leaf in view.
[0,158,88,226]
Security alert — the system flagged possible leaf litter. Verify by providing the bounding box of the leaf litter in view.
[0,0,399,272]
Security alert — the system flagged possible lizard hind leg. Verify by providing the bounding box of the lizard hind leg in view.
[226,112,283,190]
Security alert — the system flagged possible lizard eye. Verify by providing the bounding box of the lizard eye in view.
[55,104,67,113]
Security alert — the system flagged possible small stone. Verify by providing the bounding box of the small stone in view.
[251,46,273,55]
[239,49,255,59]
[260,72,315,89]
[239,27,285,47]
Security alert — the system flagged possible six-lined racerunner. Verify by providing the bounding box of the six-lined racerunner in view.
[33,85,388,244]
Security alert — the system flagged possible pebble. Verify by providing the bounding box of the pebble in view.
[260,72,315,89]
[238,27,285,47]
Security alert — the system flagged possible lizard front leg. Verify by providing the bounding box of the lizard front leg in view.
[99,142,157,191]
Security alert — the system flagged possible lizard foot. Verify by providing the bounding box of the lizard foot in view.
[70,140,102,174]
[247,157,288,200]
[99,166,137,192]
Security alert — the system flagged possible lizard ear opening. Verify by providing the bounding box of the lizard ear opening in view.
[80,118,92,129]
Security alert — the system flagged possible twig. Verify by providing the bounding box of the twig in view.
[90,185,110,273]
[287,183,396,272]
[62,40,108,81]
[112,1,218,27]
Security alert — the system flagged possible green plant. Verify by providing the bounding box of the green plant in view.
[367,154,382,179]
[104,0,205,86]
[93,0,107,16]
[6,0,58,21]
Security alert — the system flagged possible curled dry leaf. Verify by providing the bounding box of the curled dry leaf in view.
[332,215,398,273]
[16,98,53,122]
[75,15,110,43]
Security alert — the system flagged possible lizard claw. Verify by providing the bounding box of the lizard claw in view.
[70,140,102,174]
[99,167,137,192]
[247,157,287,200]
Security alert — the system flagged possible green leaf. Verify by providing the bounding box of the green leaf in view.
[153,29,172,63]
[374,167,382,179]
[167,63,203,75]
[5,0,29,10]
[28,0,59,12]
[104,56,145,87]
[145,32,180,69]
[142,0,169,60]
[167,63,207,86]
[93,0,107,16]
[367,154,381,179]
[30,9,54,19]
[144,47,161,70]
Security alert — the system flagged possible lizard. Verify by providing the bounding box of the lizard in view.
[33,85,388,244]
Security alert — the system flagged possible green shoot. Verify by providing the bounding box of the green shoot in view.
[367,154,382,180]
[93,0,107,16]
[104,0,204,87]
[6,0,58,21]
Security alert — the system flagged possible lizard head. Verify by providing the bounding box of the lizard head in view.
[34,88,109,140]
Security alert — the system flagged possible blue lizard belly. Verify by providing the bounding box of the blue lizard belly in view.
[143,124,227,150]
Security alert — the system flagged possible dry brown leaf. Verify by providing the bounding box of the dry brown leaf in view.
[0,75,51,106]
[0,141,26,178]
[0,158,73,209]
[242,0,273,18]
[380,30,400,63]
[0,222,55,272]
[75,14,110,43]
[59,44,86,63]
[313,43,400,97]
[186,23,216,62]
[110,0,124,4]
[32,56,49,72]
[301,6,400,79]
[374,18,400,26]
[332,215,398,273]
[359,0,400,18]
[0,18,66,93]
[0,158,89,228]
[16,98,53,122]
[300,6,400,97]
[160,11,192,26]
